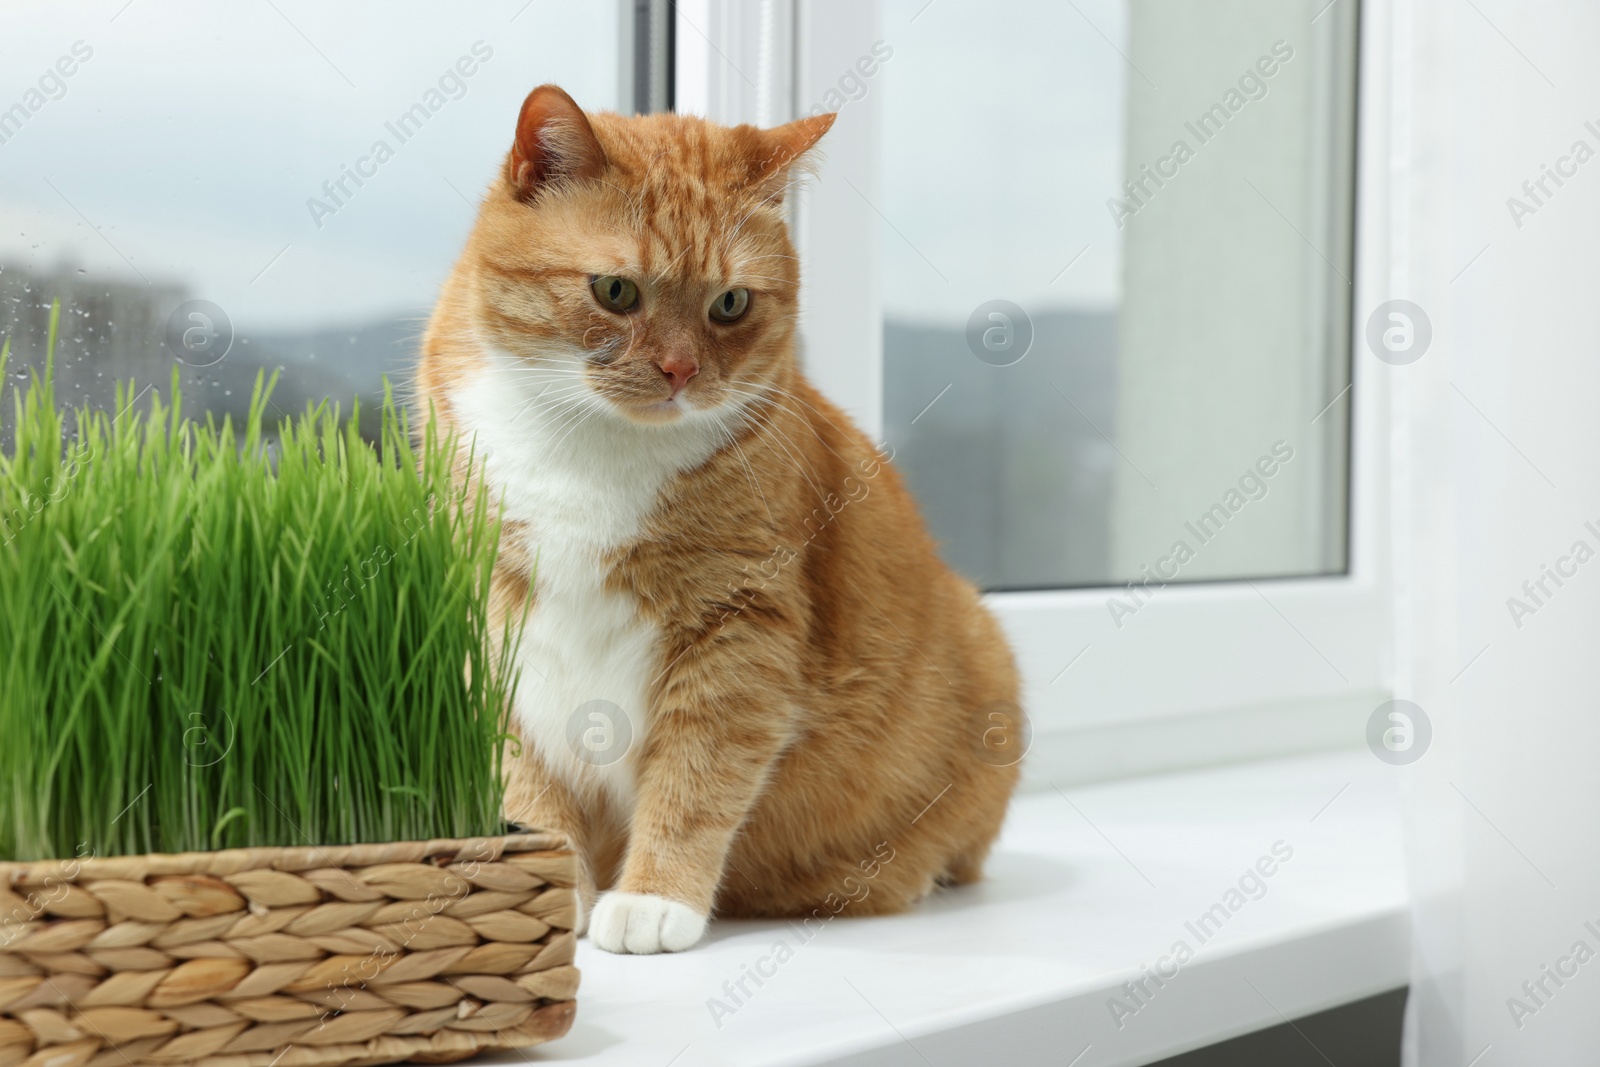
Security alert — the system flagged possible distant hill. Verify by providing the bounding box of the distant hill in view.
[1,263,423,442]
[884,309,1117,590]
[239,316,428,427]
[4,264,1121,591]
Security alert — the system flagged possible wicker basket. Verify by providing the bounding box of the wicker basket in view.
[0,833,578,1067]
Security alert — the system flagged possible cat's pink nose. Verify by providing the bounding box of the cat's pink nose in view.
[656,353,699,395]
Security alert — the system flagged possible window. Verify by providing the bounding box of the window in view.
[877,0,1358,592]
[3,1,1388,784]
[0,1,620,429]
[685,0,1387,782]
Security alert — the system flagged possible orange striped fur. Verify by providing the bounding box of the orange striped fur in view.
[417,86,1021,954]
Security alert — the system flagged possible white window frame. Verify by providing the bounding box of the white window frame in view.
[677,0,1397,785]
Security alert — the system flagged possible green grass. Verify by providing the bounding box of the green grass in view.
[0,303,519,862]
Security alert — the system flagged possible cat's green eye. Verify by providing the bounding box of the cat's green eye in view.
[591,275,640,313]
[709,287,751,323]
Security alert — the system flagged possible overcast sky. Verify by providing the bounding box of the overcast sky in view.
[878,0,1125,321]
[0,0,1122,333]
[0,0,619,329]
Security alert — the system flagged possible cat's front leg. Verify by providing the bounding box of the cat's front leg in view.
[588,648,793,954]
[502,734,603,934]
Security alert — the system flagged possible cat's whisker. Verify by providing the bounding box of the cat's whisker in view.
[733,407,829,500]
[728,398,845,501]
[726,182,789,243]
[547,397,609,453]
[508,384,597,428]
[531,400,590,444]
[713,421,775,526]
[651,243,698,285]
[730,379,861,453]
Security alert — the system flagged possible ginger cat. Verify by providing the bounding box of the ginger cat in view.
[418,85,1022,954]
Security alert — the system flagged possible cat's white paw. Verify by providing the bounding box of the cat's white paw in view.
[589,892,706,954]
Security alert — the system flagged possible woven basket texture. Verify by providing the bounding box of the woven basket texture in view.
[0,833,579,1067]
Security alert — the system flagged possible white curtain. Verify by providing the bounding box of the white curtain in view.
[1397,0,1600,1061]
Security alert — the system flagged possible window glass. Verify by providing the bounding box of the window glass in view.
[878,0,1357,589]
[0,0,619,430]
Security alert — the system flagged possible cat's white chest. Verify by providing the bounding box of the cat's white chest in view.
[508,514,659,807]
[451,356,723,807]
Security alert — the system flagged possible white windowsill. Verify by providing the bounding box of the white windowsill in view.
[488,750,1408,1067]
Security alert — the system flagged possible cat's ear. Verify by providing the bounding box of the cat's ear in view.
[748,112,836,190]
[507,85,607,201]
